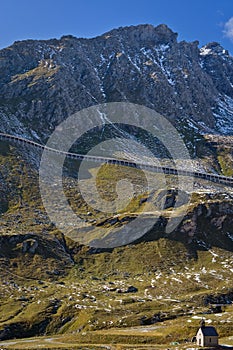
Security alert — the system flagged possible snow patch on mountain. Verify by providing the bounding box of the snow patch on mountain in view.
[200,47,212,56]
[140,44,175,86]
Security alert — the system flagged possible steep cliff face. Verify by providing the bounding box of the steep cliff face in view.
[0,24,233,141]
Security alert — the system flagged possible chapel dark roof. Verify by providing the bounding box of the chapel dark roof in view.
[200,326,218,336]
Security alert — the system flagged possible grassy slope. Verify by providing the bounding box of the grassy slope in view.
[0,141,233,347]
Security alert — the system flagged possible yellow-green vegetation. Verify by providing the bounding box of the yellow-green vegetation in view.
[11,59,59,87]
[0,144,233,348]
[217,149,233,177]
[0,243,233,347]
[203,133,233,176]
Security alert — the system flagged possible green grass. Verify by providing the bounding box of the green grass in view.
[0,144,233,347]
[217,153,233,177]
[0,243,232,342]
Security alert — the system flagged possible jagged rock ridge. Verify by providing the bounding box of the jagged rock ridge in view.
[0,24,233,141]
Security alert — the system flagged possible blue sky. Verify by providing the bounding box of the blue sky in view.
[1,0,233,53]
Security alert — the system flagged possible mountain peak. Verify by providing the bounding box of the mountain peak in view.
[102,23,178,46]
[200,42,229,57]
[1,23,233,137]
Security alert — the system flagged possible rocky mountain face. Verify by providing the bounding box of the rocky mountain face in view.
[0,24,233,141]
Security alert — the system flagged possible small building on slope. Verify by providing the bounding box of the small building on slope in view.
[196,319,219,347]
